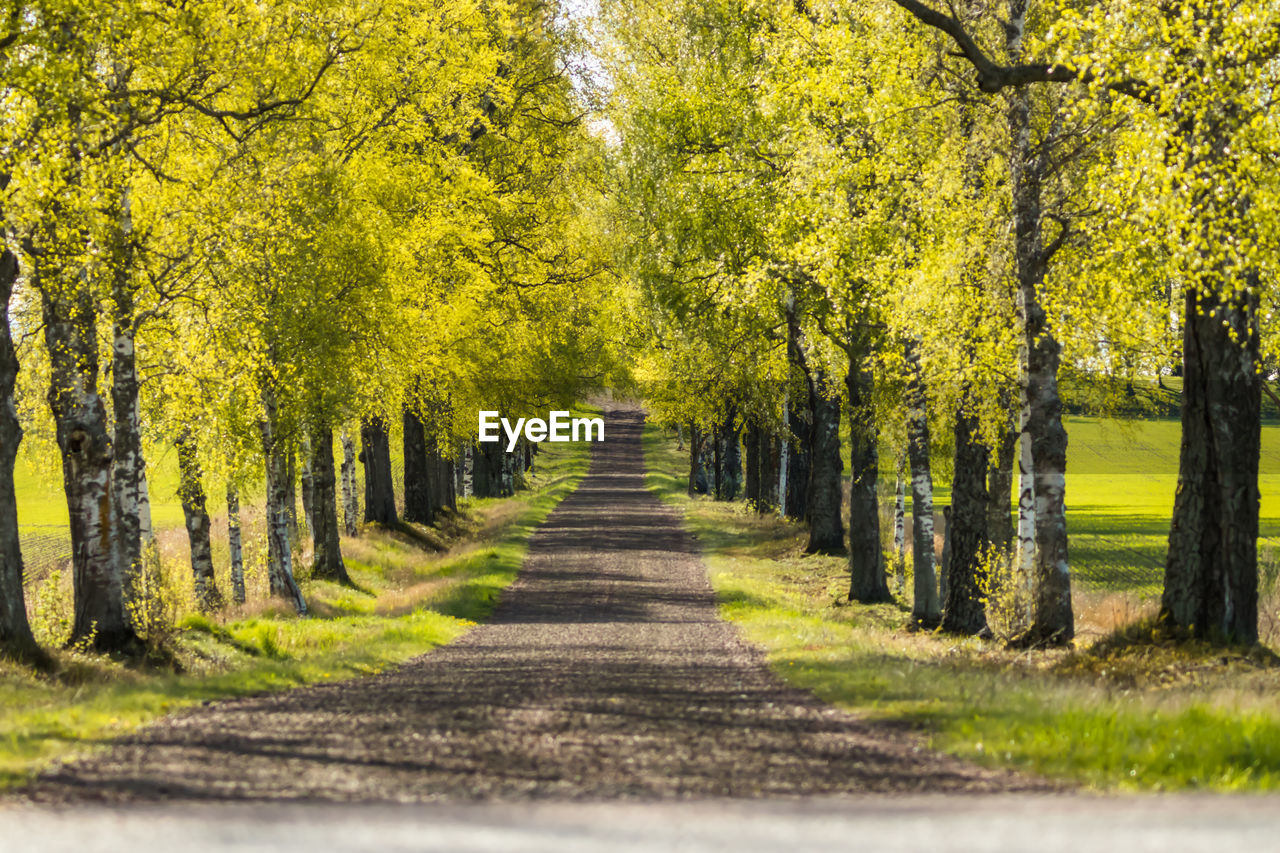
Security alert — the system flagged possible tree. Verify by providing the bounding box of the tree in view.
[0,243,40,663]
[886,0,1280,643]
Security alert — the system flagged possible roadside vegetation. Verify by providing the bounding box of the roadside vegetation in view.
[644,421,1280,791]
[0,439,588,790]
[604,0,1280,651]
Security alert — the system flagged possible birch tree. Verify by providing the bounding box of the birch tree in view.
[887,0,1280,644]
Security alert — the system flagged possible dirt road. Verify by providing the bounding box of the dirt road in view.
[24,408,1029,803]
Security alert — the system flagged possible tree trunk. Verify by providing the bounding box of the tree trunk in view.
[340,429,359,536]
[688,423,709,496]
[260,386,306,614]
[1161,283,1260,643]
[227,482,245,605]
[434,446,456,513]
[473,440,512,499]
[403,406,432,524]
[1015,404,1037,608]
[105,174,153,636]
[285,448,299,544]
[176,430,222,613]
[905,340,940,626]
[0,246,39,662]
[136,462,157,586]
[758,428,781,514]
[471,440,489,498]
[847,345,890,602]
[942,389,990,635]
[712,425,723,499]
[724,414,742,500]
[360,416,398,524]
[455,445,469,500]
[476,440,509,498]
[784,304,812,522]
[698,431,714,496]
[1003,2,1073,647]
[784,398,811,522]
[310,424,351,586]
[987,415,1017,552]
[40,271,139,653]
[806,374,844,554]
[425,436,442,514]
[502,443,517,495]
[773,422,783,514]
[299,433,314,537]
[893,467,907,593]
[744,423,761,507]
[111,294,147,618]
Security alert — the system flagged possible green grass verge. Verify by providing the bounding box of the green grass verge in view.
[0,435,590,790]
[643,419,1280,792]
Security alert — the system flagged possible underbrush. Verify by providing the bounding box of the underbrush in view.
[643,422,1280,792]
[0,438,589,789]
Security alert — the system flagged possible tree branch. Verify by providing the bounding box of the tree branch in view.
[1263,381,1280,413]
[885,0,1157,104]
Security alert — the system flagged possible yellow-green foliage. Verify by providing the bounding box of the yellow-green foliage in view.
[0,436,589,789]
[644,420,1280,791]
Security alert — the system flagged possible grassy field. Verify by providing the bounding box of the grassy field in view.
[1049,417,1280,593]
[0,436,590,789]
[16,446,188,530]
[644,418,1280,791]
[892,416,1280,596]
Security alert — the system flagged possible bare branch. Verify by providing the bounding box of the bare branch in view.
[885,0,1157,104]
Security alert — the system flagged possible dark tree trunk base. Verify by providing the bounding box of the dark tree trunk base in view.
[311,425,353,587]
[846,341,889,603]
[361,416,398,526]
[942,392,989,636]
[805,379,844,555]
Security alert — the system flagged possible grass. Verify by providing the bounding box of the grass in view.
[643,419,1280,792]
[883,416,1280,596]
[1056,417,1280,594]
[16,445,188,530]
[0,434,590,790]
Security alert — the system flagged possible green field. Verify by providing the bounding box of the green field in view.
[1058,417,1280,592]
[913,416,1280,595]
[16,446,186,530]
[16,446,188,590]
[644,416,1280,791]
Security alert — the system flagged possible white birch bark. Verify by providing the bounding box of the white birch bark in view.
[138,466,154,548]
[0,246,38,659]
[227,481,245,605]
[905,340,940,624]
[340,429,359,536]
[893,472,906,592]
[1006,0,1073,644]
[261,386,305,615]
[777,431,789,519]
[1016,412,1036,600]
[40,269,138,651]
